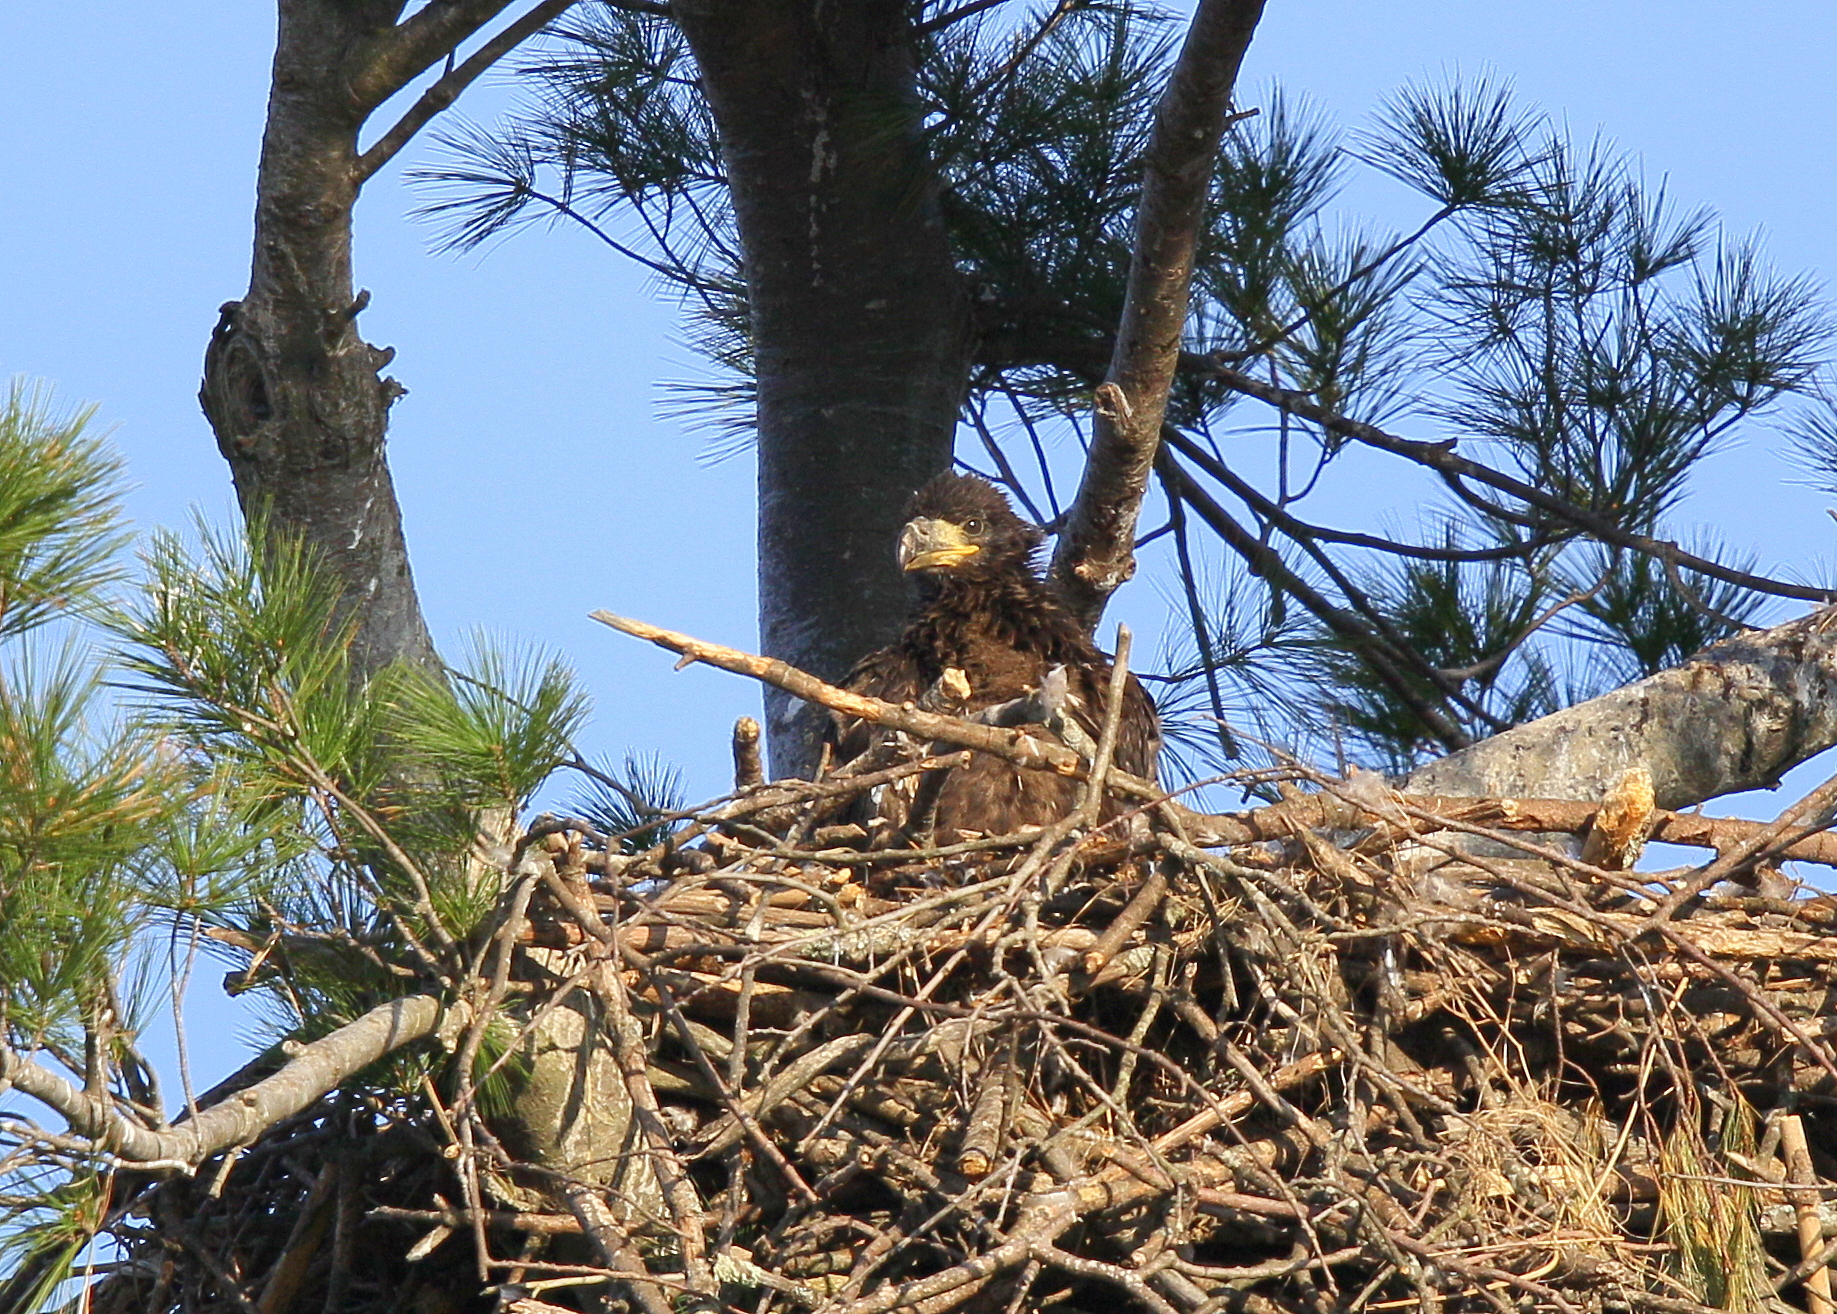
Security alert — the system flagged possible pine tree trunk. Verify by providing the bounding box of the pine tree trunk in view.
[199,0,438,681]
[673,0,974,775]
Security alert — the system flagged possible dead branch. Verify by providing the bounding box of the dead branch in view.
[593,610,1150,794]
[1,993,447,1170]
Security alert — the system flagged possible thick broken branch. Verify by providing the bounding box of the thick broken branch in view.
[1408,605,1837,809]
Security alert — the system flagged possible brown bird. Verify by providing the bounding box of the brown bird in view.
[831,472,1159,840]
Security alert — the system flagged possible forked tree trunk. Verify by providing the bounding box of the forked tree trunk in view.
[200,2,438,681]
[672,0,974,776]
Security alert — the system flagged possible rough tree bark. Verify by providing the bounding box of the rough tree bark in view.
[192,0,630,1202]
[1049,0,1268,629]
[670,0,974,776]
[1409,606,1837,809]
[199,0,575,682]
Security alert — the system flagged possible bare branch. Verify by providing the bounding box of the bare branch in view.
[596,604,1837,872]
[1154,455,1475,751]
[0,994,447,1169]
[590,610,1157,797]
[1162,428,1559,564]
[357,0,585,182]
[1050,0,1269,626]
[913,0,1015,37]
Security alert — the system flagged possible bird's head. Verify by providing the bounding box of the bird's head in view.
[897,472,1041,582]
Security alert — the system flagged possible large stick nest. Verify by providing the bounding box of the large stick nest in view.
[85,754,1837,1314]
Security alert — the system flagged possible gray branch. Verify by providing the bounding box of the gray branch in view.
[0,994,447,1170]
[1409,607,1837,808]
[1049,0,1268,628]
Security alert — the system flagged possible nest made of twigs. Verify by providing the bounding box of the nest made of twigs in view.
[85,766,1837,1314]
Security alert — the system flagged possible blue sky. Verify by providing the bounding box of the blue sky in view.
[3,1,1836,1090]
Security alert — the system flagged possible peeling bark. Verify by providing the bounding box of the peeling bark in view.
[1409,607,1837,809]
[671,0,973,775]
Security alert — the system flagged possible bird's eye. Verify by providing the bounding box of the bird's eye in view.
[964,518,983,536]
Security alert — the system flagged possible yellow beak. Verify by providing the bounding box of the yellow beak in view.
[898,517,982,572]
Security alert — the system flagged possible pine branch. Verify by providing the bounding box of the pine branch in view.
[1049,0,1269,626]
[1207,362,1837,604]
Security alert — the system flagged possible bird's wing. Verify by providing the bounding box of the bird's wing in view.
[1052,649,1161,784]
[1116,671,1161,783]
[829,643,927,766]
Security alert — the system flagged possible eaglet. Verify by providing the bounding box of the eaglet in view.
[831,472,1159,840]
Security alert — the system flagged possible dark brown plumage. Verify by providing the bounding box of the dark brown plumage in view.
[832,472,1159,840]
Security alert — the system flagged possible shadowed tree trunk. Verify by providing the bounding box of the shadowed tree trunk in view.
[671,0,974,776]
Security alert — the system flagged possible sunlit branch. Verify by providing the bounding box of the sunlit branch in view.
[0,995,447,1170]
